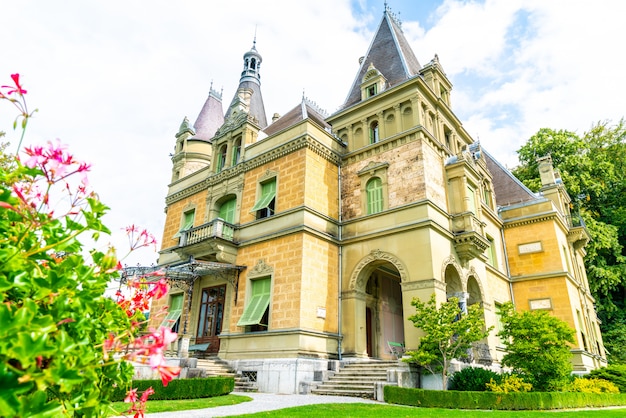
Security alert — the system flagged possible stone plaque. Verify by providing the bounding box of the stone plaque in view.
[518,241,542,254]
[529,298,552,310]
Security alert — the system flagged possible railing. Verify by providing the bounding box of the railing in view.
[179,219,236,246]
[567,212,586,228]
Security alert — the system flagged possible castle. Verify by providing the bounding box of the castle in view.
[141,6,606,392]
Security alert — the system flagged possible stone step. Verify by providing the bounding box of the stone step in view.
[311,387,374,398]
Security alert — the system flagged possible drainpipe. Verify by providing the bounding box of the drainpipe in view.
[337,163,343,361]
[498,209,514,305]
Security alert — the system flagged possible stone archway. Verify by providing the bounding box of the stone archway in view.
[343,250,408,359]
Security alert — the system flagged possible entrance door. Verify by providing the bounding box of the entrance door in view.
[196,284,226,354]
[366,307,373,357]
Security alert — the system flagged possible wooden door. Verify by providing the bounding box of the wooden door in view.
[195,284,226,354]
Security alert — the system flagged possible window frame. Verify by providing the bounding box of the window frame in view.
[237,277,271,331]
[251,178,276,219]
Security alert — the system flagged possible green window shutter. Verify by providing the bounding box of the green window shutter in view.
[251,179,276,212]
[159,293,183,329]
[182,210,195,230]
[237,278,271,327]
[366,178,383,214]
[175,210,195,238]
[219,199,236,223]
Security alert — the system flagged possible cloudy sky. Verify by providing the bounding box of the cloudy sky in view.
[1,0,624,267]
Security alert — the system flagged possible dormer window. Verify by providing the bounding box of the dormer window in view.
[360,63,386,101]
[367,84,377,98]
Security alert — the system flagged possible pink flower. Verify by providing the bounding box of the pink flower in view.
[124,388,138,403]
[1,73,27,95]
[157,363,180,387]
[139,387,154,403]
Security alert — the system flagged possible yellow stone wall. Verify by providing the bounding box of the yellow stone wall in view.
[239,148,307,224]
[232,232,339,334]
[504,220,562,277]
[160,192,207,250]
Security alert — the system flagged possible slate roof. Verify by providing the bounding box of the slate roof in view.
[483,149,538,207]
[191,88,224,142]
[341,9,422,109]
[263,97,330,137]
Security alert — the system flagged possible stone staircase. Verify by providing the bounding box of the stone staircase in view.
[311,360,398,398]
[195,358,258,392]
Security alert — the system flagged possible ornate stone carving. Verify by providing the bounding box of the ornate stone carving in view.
[249,259,273,278]
[348,249,409,290]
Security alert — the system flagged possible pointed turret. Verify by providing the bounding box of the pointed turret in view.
[191,84,224,142]
[341,5,421,109]
[223,39,268,129]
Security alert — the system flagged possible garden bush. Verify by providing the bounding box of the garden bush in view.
[566,377,619,393]
[111,377,235,401]
[384,386,626,410]
[586,364,626,392]
[486,374,532,393]
[449,367,500,391]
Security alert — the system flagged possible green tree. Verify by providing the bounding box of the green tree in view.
[512,120,626,363]
[497,302,575,391]
[404,294,492,390]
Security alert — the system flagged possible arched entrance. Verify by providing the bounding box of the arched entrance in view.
[345,251,407,359]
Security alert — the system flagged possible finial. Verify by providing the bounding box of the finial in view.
[252,25,257,49]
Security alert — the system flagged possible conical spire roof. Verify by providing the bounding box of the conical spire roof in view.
[342,7,422,109]
[191,85,224,142]
[224,39,268,129]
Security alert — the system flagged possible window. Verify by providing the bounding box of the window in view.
[232,138,241,166]
[237,277,271,332]
[366,177,383,214]
[218,198,236,240]
[251,179,276,219]
[369,121,379,144]
[366,84,377,97]
[159,293,184,332]
[174,209,195,238]
[216,144,227,172]
[486,235,497,267]
[482,184,493,209]
[467,185,476,213]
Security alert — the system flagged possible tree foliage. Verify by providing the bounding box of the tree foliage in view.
[404,294,492,390]
[497,302,575,391]
[512,120,626,363]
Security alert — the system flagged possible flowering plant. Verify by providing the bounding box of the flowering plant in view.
[0,74,179,417]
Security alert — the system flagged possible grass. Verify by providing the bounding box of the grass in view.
[104,395,626,417]
[106,394,252,416]
[223,403,626,418]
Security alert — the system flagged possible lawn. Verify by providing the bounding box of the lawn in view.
[224,403,626,418]
[106,396,626,417]
[107,394,253,416]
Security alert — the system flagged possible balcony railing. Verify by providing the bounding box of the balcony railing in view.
[179,219,236,247]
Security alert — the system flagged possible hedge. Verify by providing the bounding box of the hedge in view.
[110,377,235,401]
[384,386,626,410]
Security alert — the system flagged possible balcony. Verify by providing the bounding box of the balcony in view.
[450,212,490,265]
[176,219,238,263]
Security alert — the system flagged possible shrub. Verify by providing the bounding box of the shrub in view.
[486,374,532,393]
[566,377,619,393]
[586,364,626,393]
[111,377,235,401]
[449,367,500,391]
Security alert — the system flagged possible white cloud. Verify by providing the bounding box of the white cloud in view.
[1,0,624,265]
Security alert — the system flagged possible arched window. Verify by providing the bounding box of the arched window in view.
[366,177,383,214]
[216,144,227,172]
[232,138,241,166]
[369,121,379,144]
[218,197,237,240]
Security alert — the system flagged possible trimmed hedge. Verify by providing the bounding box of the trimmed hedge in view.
[111,377,235,401]
[384,386,626,410]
